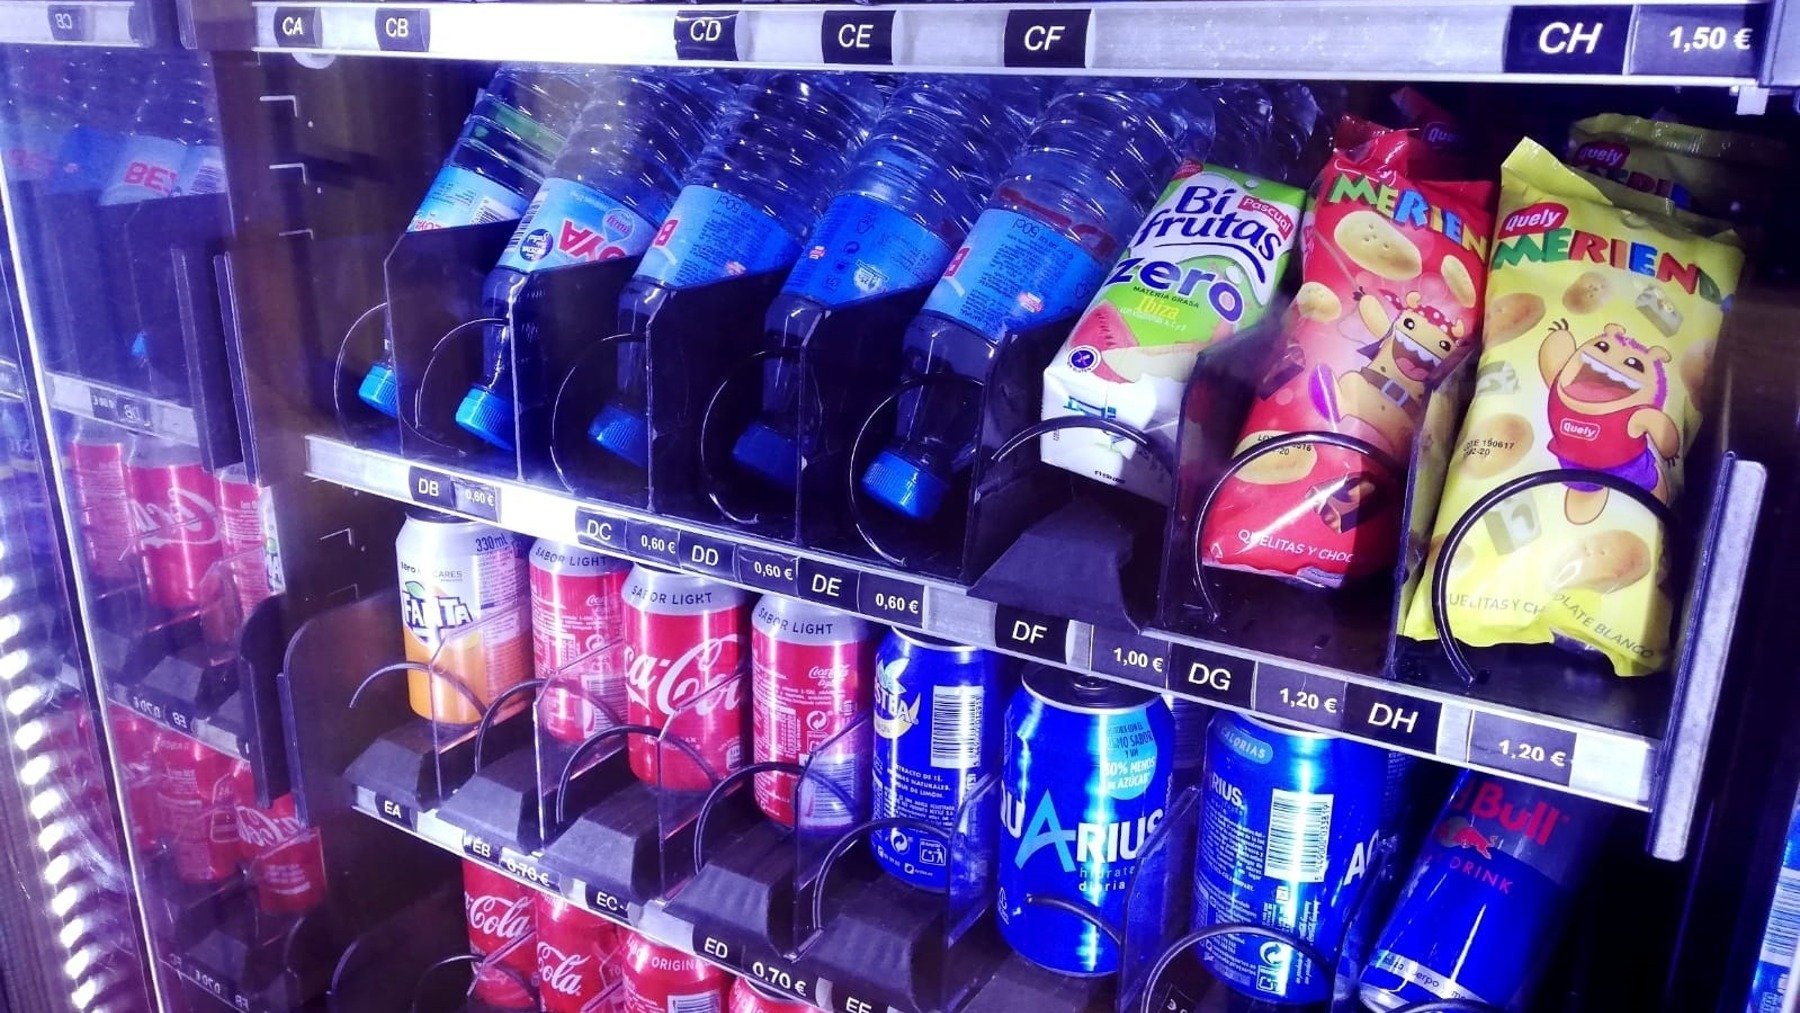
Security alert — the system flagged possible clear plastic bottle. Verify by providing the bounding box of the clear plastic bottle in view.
[99,54,216,206]
[453,70,736,451]
[585,71,887,470]
[0,52,80,184]
[859,79,1212,521]
[48,56,143,196]
[357,65,591,420]
[729,75,1046,490]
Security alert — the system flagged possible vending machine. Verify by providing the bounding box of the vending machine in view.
[0,3,1795,1011]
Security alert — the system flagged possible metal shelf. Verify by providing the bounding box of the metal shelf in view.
[0,1,143,45]
[163,954,276,1013]
[249,0,1770,85]
[104,679,250,760]
[44,371,200,446]
[305,434,1667,813]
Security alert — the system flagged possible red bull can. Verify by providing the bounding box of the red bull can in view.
[1192,711,1391,1003]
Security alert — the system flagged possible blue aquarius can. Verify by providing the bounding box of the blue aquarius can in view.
[998,667,1174,976]
[1194,711,1392,1004]
[871,630,1002,891]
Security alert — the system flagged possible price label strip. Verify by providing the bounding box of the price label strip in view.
[1088,627,1169,689]
[271,6,321,47]
[89,386,154,433]
[1342,683,1442,754]
[375,7,430,52]
[992,605,1071,664]
[677,530,736,579]
[1254,665,1348,731]
[1503,6,1632,74]
[736,545,800,597]
[573,507,629,553]
[407,467,500,521]
[695,934,821,1007]
[628,521,681,566]
[583,881,632,922]
[1467,712,1576,787]
[46,4,87,42]
[1629,4,1762,79]
[1166,642,1253,709]
[797,558,860,611]
[372,793,416,829]
[857,572,924,628]
[499,847,560,894]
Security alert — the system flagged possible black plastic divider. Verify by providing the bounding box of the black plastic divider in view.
[237,594,292,804]
[512,257,638,486]
[383,222,518,475]
[326,885,469,1013]
[438,680,548,854]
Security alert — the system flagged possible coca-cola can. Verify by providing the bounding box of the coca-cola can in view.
[729,975,815,1013]
[214,463,275,609]
[530,540,631,744]
[152,731,238,883]
[463,860,536,1007]
[620,928,729,1013]
[750,596,875,827]
[108,707,162,851]
[535,892,619,1012]
[65,419,136,584]
[127,436,223,613]
[230,763,328,915]
[622,566,749,791]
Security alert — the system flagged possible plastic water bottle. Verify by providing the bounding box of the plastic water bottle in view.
[48,57,142,196]
[586,72,887,470]
[0,54,80,183]
[728,75,1046,490]
[100,55,216,206]
[357,65,590,420]
[858,80,1210,521]
[453,70,735,451]
[178,83,226,197]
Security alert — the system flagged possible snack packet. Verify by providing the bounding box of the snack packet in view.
[1399,138,1743,676]
[1566,113,1788,225]
[1200,119,1495,587]
[1040,161,1305,502]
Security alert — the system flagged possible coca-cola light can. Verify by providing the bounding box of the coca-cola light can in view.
[463,860,537,1009]
[730,976,814,1013]
[152,731,238,884]
[620,928,728,1013]
[229,762,328,915]
[65,419,136,584]
[397,509,531,725]
[534,892,619,1012]
[127,436,223,612]
[213,463,278,609]
[108,707,162,851]
[622,565,749,791]
[529,540,630,744]
[750,596,875,827]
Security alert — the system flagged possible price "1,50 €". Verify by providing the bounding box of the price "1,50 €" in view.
[1668,25,1752,53]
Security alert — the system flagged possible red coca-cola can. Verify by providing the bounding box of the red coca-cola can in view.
[622,566,749,791]
[729,975,815,1013]
[229,763,328,915]
[152,731,238,883]
[535,892,619,1012]
[620,929,729,1013]
[463,860,536,1007]
[127,436,223,613]
[108,707,163,851]
[750,596,874,827]
[213,463,275,608]
[65,419,136,583]
[530,540,631,744]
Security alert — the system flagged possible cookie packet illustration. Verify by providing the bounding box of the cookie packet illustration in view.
[1039,160,1306,502]
[1199,117,1495,588]
[1398,137,1744,677]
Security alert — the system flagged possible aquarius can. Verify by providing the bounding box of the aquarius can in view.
[871,631,1002,891]
[1193,711,1390,1003]
[397,509,531,725]
[998,668,1173,975]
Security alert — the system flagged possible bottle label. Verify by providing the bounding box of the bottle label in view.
[100,134,188,205]
[782,193,952,308]
[50,125,126,195]
[496,177,655,274]
[634,185,801,291]
[921,208,1105,344]
[179,144,226,196]
[3,116,64,183]
[409,164,530,232]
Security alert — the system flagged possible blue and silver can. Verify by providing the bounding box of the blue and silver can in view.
[871,631,1002,892]
[998,667,1173,976]
[1359,772,1609,1012]
[1193,711,1390,1003]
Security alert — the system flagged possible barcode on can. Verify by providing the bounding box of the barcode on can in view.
[668,993,717,1013]
[1760,868,1800,965]
[929,685,983,769]
[1264,789,1331,883]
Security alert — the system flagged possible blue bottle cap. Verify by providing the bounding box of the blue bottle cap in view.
[454,385,515,452]
[357,361,400,419]
[731,421,799,490]
[587,402,650,469]
[861,450,948,521]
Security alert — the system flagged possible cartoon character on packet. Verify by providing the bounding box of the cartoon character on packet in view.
[1537,318,1677,524]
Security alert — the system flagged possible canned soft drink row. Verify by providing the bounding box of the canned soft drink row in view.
[107,707,327,916]
[462,859,818,1012]
[65,422,280,636]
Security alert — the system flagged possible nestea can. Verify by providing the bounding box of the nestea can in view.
[397,509,531,725]
[998,668,1173,975]
[750,595,874,827]
[871,631,1002,892]
[1193,711,1390,1003]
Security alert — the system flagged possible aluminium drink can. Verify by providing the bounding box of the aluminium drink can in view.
[870,630,1002,892]
[622,565,749,791]
[529,539,631,744]
[997,667,1173,976]
[1193,711,1391,1004]
[751,595,875,827]
[396,509,531,725]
